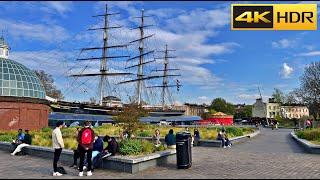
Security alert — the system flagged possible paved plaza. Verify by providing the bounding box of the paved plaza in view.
[1,128,320,179]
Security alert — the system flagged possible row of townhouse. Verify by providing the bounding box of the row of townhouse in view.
[252,98,309,119]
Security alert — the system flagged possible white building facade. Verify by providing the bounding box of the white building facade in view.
[280,105,309,119]
[266,98,281,118]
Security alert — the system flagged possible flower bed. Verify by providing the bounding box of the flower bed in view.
[0,125,255,155]
[295,128,320,145]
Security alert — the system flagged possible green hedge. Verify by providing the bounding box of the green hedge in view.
[118,139,165,155]
[0,134,14,142]
[119,139,143,155]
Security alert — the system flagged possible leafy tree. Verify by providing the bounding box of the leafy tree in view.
[272,88,285,103]
[275,114,283,123]
[200,112,210,120]
[295,61,320,120]
[210,98,235,115]
[114,104,149,138]
[34,70,64,100]
[209,108,217,114]
[234,105,252,119]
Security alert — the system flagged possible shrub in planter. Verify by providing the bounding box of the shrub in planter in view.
[225,127,243,137]
[0,134,13,142]
[155,144,166,152]
[41,127,52,133]
[119,139,143,155]
[137,131,152,137]
[141,140,155,154]
[296,129,320,141]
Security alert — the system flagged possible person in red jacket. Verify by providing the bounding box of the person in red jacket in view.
[77,121,95,177]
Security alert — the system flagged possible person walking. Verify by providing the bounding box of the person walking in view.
[52,121,65,177]
[77,121,95,177]
[193,129,201,146]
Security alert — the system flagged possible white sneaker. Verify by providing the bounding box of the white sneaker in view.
[79,172,83,177]
[53,172,63,176]
[10,153,15,156]
[223,146,227,148]
[102,153,112,159]
[228,145,232,148]
[87,171,93,176]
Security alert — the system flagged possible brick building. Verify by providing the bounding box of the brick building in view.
[0,36,49,130]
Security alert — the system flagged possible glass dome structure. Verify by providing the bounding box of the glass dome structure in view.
[0,58,46,99]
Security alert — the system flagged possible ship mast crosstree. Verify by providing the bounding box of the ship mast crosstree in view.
[118,9,181,109]
[70,5,182,109]
[70,4,131,106]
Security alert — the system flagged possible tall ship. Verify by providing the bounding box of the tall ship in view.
[49,4,201,126]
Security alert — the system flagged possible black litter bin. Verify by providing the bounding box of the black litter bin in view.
[176,132,192,169]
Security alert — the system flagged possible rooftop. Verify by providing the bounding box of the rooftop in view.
[0,58,46,99]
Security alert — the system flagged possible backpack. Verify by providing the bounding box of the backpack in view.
[81,128,93,145]
[57,166,67,174]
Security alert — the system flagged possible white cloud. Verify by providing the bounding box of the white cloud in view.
[280,63,294,79]
[272,39,296,49]
[165,7,230,34]
[41,1,73,16]
[238,94,270,100]
[10,50,77,75]
[297,51,320,56]
[197,96,212,105]
[0,19,70,43]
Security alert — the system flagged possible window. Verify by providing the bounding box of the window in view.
[5,50,8,56]
[0,49,3,55]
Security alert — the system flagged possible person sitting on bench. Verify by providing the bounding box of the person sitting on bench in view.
[11,129,32,156]
[101,136,119,159]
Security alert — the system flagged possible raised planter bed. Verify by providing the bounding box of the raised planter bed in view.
[290,131,320,154]
[110,129,260,148]
[0,142,175,174]
[198,130,260,147]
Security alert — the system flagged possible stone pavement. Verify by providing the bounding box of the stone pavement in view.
[1,128,320,179]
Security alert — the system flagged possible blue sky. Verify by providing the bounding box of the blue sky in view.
[1,1,320,105]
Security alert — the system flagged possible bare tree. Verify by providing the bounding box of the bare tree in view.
[34,70,64,100]
[296,61,320,120]
[285,91,298,104]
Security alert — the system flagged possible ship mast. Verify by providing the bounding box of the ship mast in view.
[118,9,181,106]
[118,9,156,106]
[70,4,131,106]
[148,44,181,110]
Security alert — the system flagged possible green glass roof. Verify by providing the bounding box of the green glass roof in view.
[0,58,46,99]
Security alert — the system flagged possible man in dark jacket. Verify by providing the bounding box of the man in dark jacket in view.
[165,129,176,149]
[77,121,95,177]
[102,135,119,159]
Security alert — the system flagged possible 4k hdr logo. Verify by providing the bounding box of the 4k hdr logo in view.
[231,4,317,30]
